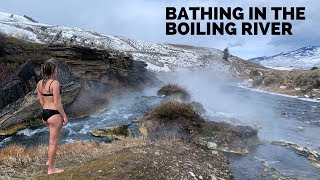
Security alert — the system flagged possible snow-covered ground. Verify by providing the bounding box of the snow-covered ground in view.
[0,12,230,73]
[250,46,320,70]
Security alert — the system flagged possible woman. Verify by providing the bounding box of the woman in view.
[36,61,68,174]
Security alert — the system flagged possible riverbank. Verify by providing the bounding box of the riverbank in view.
[0,138,233,179]
[239,80,320,103]
[246,68,320,101]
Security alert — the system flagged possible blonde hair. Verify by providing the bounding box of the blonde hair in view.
[42,61,57,86]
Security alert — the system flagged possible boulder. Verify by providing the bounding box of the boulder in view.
[91,125,131,140]
[0,60,38,110]
[199,121,259,154]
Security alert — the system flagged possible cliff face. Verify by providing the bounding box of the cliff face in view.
[0,36,158,132]
[46,45,151,86]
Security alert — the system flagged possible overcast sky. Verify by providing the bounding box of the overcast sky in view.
[0,0,319,59]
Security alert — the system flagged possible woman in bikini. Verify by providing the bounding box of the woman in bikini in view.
[36,61,68,174]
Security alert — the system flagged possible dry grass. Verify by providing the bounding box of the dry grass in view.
[0,138,148,179]
[139,101,205,138]
[157,84,190,101]
[253,69,320,90]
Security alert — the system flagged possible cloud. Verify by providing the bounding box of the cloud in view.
[0,0,318,59]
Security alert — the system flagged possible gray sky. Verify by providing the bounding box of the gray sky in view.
[0,0,319,59]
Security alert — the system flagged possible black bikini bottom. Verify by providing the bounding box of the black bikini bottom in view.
[42,109,60,121]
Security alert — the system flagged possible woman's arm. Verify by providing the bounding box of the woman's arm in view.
[52,80,68,125]
[36,81,44,107]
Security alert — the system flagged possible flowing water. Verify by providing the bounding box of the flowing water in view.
[1,72,320,179]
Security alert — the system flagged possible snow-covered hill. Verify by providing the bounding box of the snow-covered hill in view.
[0,12,231,72]
[249,46,320,70]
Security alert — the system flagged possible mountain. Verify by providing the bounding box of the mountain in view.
[0,12,263,75]
[249,46,320,70]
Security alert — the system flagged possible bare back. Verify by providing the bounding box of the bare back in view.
[37,79,59,110]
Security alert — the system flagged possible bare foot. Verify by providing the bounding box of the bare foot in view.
[48,168,64,175]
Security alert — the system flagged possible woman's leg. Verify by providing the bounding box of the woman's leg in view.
[42,119,49,166]
[47,114,64,174]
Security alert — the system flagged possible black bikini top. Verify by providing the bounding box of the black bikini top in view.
[41,80,62,96]
[41,80,55,96]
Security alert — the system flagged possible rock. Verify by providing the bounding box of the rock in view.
[200,121,258,155]
[211,150,218,155]
[23,15,38,23]
[49,31,62,44]
[298,126,304,131]
[207,142,218,150]
[211,175,217,180]
[47,58,76,86]
[189,172,196,178]
[279,85,286,89]
[295,87,302,91]
[0,60,38,110]
[91,125,131,140]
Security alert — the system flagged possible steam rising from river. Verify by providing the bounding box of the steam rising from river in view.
[158,70,274,128]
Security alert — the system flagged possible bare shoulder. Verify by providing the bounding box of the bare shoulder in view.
[52,80,60,88]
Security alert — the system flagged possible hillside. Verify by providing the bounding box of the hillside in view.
[0,12,263,75]
[250,46,320,70]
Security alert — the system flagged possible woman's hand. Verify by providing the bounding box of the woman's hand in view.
[63,115,68,126]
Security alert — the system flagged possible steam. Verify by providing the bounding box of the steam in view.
[157,70,276,128]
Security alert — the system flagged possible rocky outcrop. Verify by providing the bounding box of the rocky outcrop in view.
[0,60,38,110]
[199,121,259,155]
[91,125,131,140]
[45,45,157,87]
[23,15,38,23]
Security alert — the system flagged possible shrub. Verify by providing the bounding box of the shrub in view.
[139,101,205,138]
[252,77,263,87]
[157,84,190,101]
[310,67,318,71]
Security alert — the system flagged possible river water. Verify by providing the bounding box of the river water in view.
[0,72,319,179]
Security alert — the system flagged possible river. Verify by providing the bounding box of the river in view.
[0,72,319,179]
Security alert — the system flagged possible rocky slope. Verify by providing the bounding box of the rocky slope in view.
[0,12,263,76]
[250,46,320,70]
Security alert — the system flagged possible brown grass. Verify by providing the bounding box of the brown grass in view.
[253,69,320,90]
[139,101,205,138]
[157,84,190,101]
[0,138,147,179]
